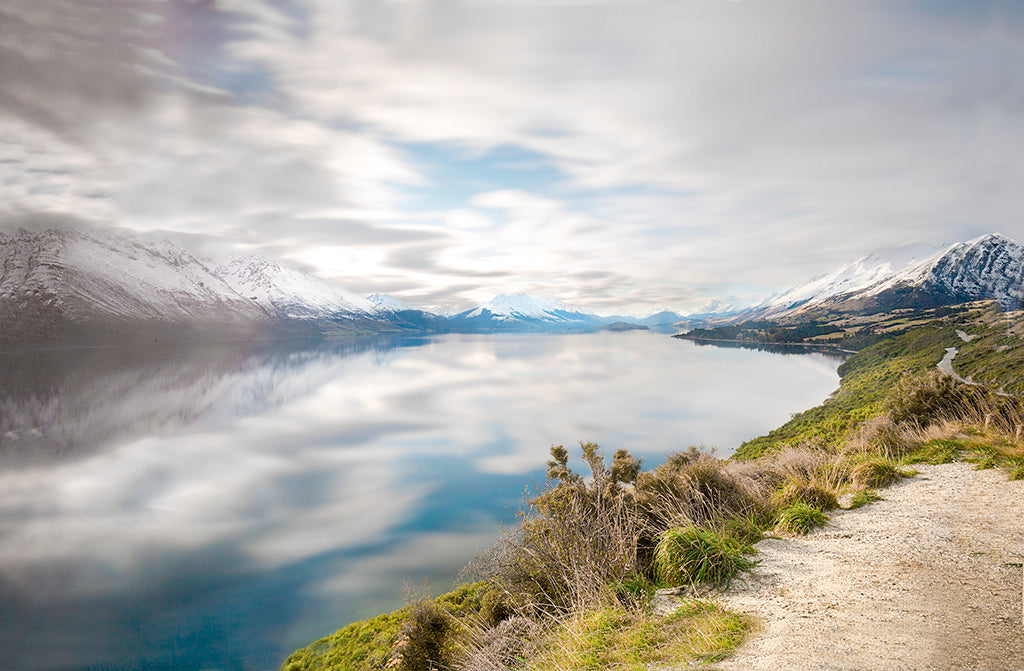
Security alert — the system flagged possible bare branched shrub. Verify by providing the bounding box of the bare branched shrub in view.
[484,444,646,618]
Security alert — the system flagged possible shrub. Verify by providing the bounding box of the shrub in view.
[485,444,645,616]
[775,503,829,536]
[634,448,766,532]
[653,526,757,588]
[399,599,453,671]
[886,371,970,428]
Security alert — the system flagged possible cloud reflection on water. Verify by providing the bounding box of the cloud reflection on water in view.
[0,332,842,671]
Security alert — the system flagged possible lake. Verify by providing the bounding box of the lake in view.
[0,331,843,671]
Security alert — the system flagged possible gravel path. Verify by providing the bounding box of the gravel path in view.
[712,463,1024,671]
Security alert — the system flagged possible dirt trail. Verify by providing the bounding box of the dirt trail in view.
[712,463,1024,671]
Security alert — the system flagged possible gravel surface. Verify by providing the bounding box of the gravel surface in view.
[709,463,1024,671]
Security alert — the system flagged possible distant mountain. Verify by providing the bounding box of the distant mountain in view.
[448,294,605,332]
[0,228,275,346]
[0,228,443,348]
[727,233,1024,323]
[365,293,449,331]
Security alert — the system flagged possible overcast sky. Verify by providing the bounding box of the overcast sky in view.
[2,0,1023,314]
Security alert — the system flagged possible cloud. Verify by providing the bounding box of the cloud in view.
[3,0,1024,312]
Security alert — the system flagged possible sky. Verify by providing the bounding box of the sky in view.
[2,0,1023,315]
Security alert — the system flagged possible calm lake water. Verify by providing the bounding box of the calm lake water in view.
[0,332,843,671]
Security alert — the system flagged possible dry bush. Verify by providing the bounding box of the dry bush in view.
[454,616,542,671]
[762,445,845,509]
[633,449,766,534]
[843,415,909,460]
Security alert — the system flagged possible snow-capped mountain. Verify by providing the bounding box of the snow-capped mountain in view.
[0,228,441,347]
[449,294,604,331]
[753,256,895,316]
[0,228,275,346]
[366,293,414,313]
[729,233,1024,323]
[365,293,449,331]
[215,256,375,320]
[856,233,1024,311]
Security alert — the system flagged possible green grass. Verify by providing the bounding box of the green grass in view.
[904,438,963,464]
[653,526,758,588]
[525,602,749,671]
[775,502,830,535]
[846,489,883,509]
[850,457,912,489]
[736,322,958,459]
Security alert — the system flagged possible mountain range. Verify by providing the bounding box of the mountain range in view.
[711,233,1024,325]
[2,228,1022,348]
[0,228,674,347]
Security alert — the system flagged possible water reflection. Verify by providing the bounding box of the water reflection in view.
[0,332,843,671]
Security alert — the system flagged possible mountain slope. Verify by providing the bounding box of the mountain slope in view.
[0,228,275,346]
[726,233,1024,324]
[215,256,375,320]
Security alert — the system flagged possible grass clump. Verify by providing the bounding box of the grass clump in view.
[653,526,757,589]
[904,438,962,464]
[850,457,912,489]
[775,502,829,536]
[846,489,883,509]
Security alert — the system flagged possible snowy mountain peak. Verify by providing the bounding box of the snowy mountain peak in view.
[758,255,894,311]
[366,293,413,313]
[215,256,374,319]
[450,293,602,331]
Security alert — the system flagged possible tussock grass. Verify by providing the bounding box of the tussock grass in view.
[850,457,912,489]
[653,526,757,589]
[775,502,830,536]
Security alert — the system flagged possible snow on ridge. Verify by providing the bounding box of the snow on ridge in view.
[758,255,894,310]
[0,227,267,322]
[366,293,414,312]
[469,293,589,320]
[215,256,374,319]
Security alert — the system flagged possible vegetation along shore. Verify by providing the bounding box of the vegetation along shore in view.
[282,301,1024,671]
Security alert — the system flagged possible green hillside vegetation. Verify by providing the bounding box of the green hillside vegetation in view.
[282,303,1024,671]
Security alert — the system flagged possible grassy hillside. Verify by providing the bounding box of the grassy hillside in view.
[281,302,1024,671]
